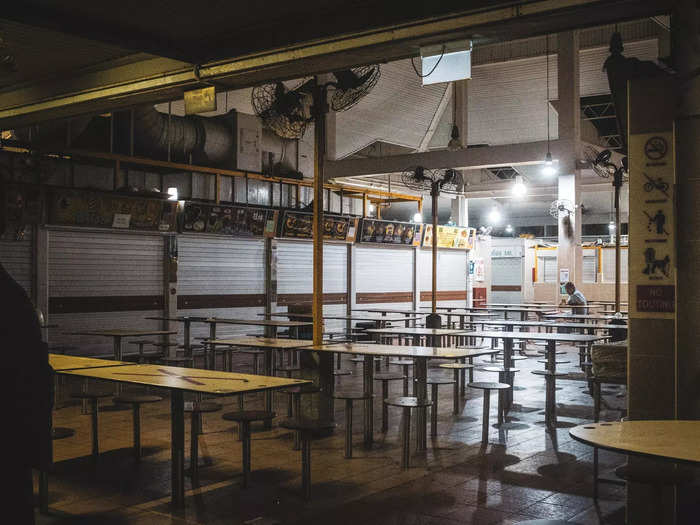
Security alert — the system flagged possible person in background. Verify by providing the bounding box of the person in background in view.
[564,281,588,315]
[0,180,53,524]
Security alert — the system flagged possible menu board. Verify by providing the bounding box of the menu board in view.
[278,210,357,242]
[422,225,476,250]
[181,202,277,237]
[48,189,177,232]
[359,219,422,246]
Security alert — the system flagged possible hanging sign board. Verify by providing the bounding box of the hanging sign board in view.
[629,131,675,317]
[278,210,357,242]
[422,225,476,249]
[184,86,216,114]
[181,202,276,237]
[358,219,422,246]
[48,189,177,232]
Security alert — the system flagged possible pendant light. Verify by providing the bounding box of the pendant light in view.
[447,82,463,151]
[542,34,557,176]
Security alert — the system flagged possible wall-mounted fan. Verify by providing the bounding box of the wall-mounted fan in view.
[252,66,380,140]
[550,198,575,240]
[584,145,628,182]
[400,167,463,196]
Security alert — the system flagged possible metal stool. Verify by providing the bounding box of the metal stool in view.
[279,417,336,500]
[185,401,221,484]
[283,383,320,449]
[467,382,510,445]
[237,348,264,373]
[221,410,275,488]
[333,392,372,458]
[389,359,414,395]
[478,367,519,421]
[374,373,405,432]
[383,396,432,469]
[426,377,455,436]
[39,420,76,514]
[70,390,112,461]
[159,355,194,367]
[126,339,159,363]
[112,394,162,459]
[438,363,474,414]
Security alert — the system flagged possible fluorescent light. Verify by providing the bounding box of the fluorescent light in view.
[487,207,502,225]
[512,176,527,198]
[167,187,178,201]
[413,212,423,223]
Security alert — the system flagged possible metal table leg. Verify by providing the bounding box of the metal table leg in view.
[263,348,274,429]
[414,357,428,451]
[363,354,374,447]
[171,390,185,507]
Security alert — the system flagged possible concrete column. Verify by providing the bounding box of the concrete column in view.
[451,196,468,227]
[556,31,582,299]
[164,235,178,357]
[453,79,469,149]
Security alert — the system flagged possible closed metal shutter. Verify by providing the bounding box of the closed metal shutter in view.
[601,247,628,283]
[0,229,33,299]
[491,256,523,304]
[418,249,467,308]
[356,245,413,311]
[276,241,347,331]
[583,250,598,283]
[179,235,266,339]
[49,230,164,355]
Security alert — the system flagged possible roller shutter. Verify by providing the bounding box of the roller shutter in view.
[419,249,467,308]
[355,245,413,311]
[0,229,33,299]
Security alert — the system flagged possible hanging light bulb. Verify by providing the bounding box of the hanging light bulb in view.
[541,34,557,178]
[505,224,513,233]
[512,175,527,198]
[487,207,502,225]
[608,221,616,231]
[447,124,462,151]
[167,187,178,201]
[413,212,423,223]
[542,151,557,176]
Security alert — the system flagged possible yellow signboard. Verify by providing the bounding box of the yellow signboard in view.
[422,225,475,250]
[629,131,675,319]
[184,86,217,115]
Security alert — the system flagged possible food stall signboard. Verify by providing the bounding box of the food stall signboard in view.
[358,219,422,246]
[48,189,177,232]
[422,225,476,249]
[181,202,277,237]
[278,210,357,242]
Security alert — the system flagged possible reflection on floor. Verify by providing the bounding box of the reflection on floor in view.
[39,343,630,524]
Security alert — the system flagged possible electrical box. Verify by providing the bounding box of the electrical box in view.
[232,112,262,173]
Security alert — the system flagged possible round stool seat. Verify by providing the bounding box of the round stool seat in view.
[536,350,566,355]
[222,410,275,423]
[390,359,414,366]
[279,417,336,432]
[467,381,510,390]
[114,394,162,404]
[426,377,455,385]
[333,392,372,400]
[537,359,570,365]
[479,366,520,374]
[510,355,528,361]
[71,391,113,399]
[531,370,569,378]
[185,401,221,413]
[438,362,474,370]
[383,396,432,408]
[374,373,405,381]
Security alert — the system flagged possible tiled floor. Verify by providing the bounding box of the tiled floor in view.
[38,343,631,524]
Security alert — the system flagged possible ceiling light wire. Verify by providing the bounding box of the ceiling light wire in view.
[411,46,446,78]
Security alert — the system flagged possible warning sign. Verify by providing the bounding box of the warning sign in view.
[636,285,675,313]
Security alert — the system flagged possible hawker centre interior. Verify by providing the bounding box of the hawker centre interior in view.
[1,2,698,524]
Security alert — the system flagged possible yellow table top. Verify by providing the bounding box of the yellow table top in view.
[207,337,316,349]
[206,318,312,327]
[365,327,465,335]
[67,329,177,337]
[58,364,309,395]
[49,354,133,371]
[305,342,477,359]
[570,421,700,464]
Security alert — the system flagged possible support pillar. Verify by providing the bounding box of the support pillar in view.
[556,31,582,300]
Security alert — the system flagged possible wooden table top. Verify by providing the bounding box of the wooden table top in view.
[206,317,312,327]
[570,421,700,464]
[67,329,177,337]
[478,319,622,330]
[462,330,607,343]
[304,342,481,359]
[49,354,133,371]
[365,327,466,336]
[58,363,309,395]
[206,337,316,349]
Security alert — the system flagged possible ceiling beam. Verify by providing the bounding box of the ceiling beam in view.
[0,0,669,128]
[327,139,576,179]
[460,179,611,199]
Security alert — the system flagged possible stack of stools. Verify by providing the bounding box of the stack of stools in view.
[374,373,405,432]
[222,410,276,488]
[279,417,336,499]
[389,359,414,395]
[426,377,455,436]
[467,382,510,445]
[185,400,221,484]
[113,393,163,460]
[333,392,372,458]
[383,396,432,469]
[70,390,113,462]
[438,363,474,414]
